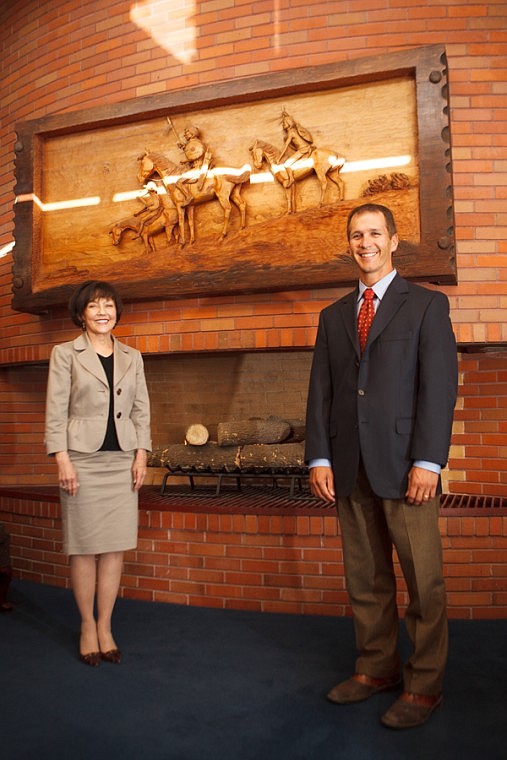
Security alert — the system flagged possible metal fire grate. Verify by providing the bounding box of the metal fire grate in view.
[160,469,309,497]
[143,481,331,516]
[0,486,505,518]
[148,485,507,516]
[439,492,507,515]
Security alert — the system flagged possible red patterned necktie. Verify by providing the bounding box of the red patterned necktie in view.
[357,288,376,353]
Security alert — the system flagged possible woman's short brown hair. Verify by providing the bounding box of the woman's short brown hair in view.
[69,280,123,328]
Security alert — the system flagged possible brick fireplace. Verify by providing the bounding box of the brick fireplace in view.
[2,345,505,620]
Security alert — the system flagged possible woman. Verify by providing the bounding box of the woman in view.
[45,281,151,666]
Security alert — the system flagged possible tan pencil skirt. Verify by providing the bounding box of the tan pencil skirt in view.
[60,450,138,556]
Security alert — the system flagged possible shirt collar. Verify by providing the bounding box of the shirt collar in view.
[358,269,397,302]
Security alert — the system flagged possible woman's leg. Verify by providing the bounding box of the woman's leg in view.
[70,554,99,655]
[96,551,124,653]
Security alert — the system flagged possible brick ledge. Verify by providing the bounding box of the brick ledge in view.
[1,485,506,517]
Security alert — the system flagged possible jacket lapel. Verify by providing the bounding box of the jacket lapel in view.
[366,274,408,348]
[339,288,361,356]
[73,334,133,386]
[73,333,108,386]
[113,339,133,386]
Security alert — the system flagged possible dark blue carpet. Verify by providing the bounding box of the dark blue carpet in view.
[1,580,506,760]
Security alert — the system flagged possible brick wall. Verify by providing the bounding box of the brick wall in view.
[1,491,505,619]
[450,354,507,497]
[0,1,506,616]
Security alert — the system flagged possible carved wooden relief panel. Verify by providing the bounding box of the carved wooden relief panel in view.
[12,44,456,313]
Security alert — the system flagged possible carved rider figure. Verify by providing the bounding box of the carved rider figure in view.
[176,125,214,205]
[133,184,163,238]
[278,109,315,187]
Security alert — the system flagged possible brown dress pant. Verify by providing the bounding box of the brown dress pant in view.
[336,462,448,696]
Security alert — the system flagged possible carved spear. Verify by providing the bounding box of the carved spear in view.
[166,116,180,144]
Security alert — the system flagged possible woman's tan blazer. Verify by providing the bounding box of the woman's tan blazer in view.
[45,333,151,455]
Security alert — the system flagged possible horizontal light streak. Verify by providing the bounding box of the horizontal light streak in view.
[341,155,411,173]
[16,156,412,209]
[15,193,101,211]
[113,187,165,202]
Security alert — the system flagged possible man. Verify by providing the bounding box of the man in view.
[305,203,457,729]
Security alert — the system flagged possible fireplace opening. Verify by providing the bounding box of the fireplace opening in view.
[144,350,313,494]
[144,350,313,448]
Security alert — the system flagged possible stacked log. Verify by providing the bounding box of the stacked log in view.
[149,442,240,472]
[240,442,306,473]
[217,417,291,446]
[282,419,306,442]
[148,417,308,474]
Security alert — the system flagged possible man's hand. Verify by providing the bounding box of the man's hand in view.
[309,465,336,503]
[406,466,439,506]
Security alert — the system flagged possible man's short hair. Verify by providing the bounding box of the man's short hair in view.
[346,203,397,239]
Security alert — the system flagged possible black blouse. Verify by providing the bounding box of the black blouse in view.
[97,353,121,451]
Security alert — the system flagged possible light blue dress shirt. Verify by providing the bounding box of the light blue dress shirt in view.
[309,270,440,475]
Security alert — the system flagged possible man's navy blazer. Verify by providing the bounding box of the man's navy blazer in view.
[305,274,458,499]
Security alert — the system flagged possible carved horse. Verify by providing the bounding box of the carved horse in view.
[249,139,345,214]
[109,202,179,254]
[137,151,250,246]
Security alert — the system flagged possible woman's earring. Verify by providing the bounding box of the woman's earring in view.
[81,322,86,331]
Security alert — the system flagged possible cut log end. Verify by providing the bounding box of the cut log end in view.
[185,423,210,446]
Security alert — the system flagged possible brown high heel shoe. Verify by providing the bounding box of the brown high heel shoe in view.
[79,651,100,667]
[100,648,121,664]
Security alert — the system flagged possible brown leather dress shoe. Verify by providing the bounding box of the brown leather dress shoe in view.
[326,673,401,704]
[381,691,442,729]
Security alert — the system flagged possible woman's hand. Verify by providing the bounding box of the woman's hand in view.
[132,449,148,492]
[55,451,79,496]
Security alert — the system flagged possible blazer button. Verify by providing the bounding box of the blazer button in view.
[116,388,122,395]
[116,412,122,418]
[358,389,365,396]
